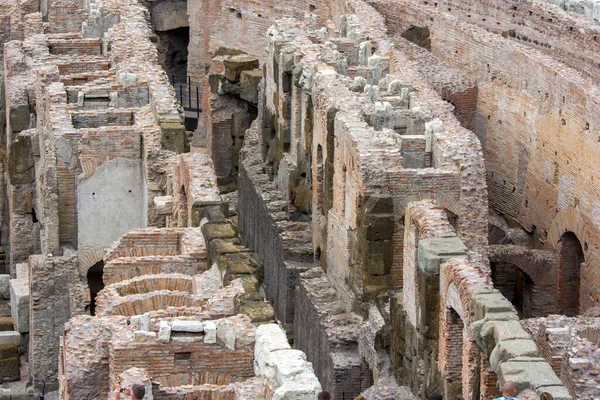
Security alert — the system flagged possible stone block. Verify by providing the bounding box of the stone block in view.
[0,356,20,382]
[0,275,9,300]
[153,196,173,215]
[8,133,35,184]
[0,344,18,359]
[0,332,21,346]
[204,321,217,344]
[217,319,235,350]
[10,278,29,333]
[489,339,539,371]
[271,349,309,383]
[160,118,186,154]
[130,314,150,332]
[158,321,171,343]
[0,317,14,332]
[15,263,28,280]
[134,331,156,342]
[237,301,275,324]
[471,291,516,322]
[9,103,30,132]
[417,237,468,275]
[223,55,259,82]
[533,386,573,400]
[480,320,532,356]
[240,70,263,104]
[171,320,204,333]
[254,323,291,378]
[270,349,322,399]
[202,223,237,241]
[497,360,566,396]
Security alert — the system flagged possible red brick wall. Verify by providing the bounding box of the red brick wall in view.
[370,0,600,310]
[47,0,86,34]
[109,341,254,384]
[187,0,351,80]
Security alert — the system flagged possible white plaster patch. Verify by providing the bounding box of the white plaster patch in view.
[78,159,147,251]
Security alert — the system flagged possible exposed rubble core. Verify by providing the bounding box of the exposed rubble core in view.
[1,0,600,399]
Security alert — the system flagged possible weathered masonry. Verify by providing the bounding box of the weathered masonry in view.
[1,0,600,399]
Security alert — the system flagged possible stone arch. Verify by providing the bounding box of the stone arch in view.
[439,259,489,400]
[439,280,470,399]
[488,245,556,317]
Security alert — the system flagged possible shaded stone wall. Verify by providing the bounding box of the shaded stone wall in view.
[186,0,351,81]
[368,0,600,311]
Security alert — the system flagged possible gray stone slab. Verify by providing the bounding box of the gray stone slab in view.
[9,279,29,333]
[0,275,10,300]
[0,332,20,347]
[490,339,540,371]
[417,236,467,275]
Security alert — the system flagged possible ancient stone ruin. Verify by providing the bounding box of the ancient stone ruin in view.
[1,0,600,398]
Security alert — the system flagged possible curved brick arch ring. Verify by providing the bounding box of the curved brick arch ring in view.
[546,208,590,255]
[488,244,557,316]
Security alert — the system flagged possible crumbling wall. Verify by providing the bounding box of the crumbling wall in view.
[29,253,86,391]
[186,0,352,81]
[369,0,600,312]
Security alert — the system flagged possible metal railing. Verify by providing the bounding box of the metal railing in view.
[169,75,202,131]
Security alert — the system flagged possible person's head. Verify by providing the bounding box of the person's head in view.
[131,384,145,400]
[318,391,331,400]
[540,393,553,400]
[501,381,517,398]
[428,394,443,400]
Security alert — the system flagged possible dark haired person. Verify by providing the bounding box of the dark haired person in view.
[112,383,145,400]
[318,391,332,400]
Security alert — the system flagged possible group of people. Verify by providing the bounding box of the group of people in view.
[429,381,554,400]
[111,381,553,399]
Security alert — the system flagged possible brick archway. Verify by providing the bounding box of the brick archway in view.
[439,260,486,400]
[488,245,556,317]
[556,232,584,316]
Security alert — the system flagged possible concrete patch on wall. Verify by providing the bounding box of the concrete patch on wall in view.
[78,158,147,251]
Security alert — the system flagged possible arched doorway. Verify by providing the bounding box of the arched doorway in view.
[557,232,584,316]
[443,307,464,398]
[491,262,534,318]
[87,261,105,316]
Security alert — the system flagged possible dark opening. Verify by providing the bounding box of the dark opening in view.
[324,108,337,214]
[174,352,192,361]
[156,27,190,79]
[401,26,431,50]
[444,209,459,233]
[491,262,534,318]
[317,145,324,215]
[557,232,584,316]
[87,261,105,316]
